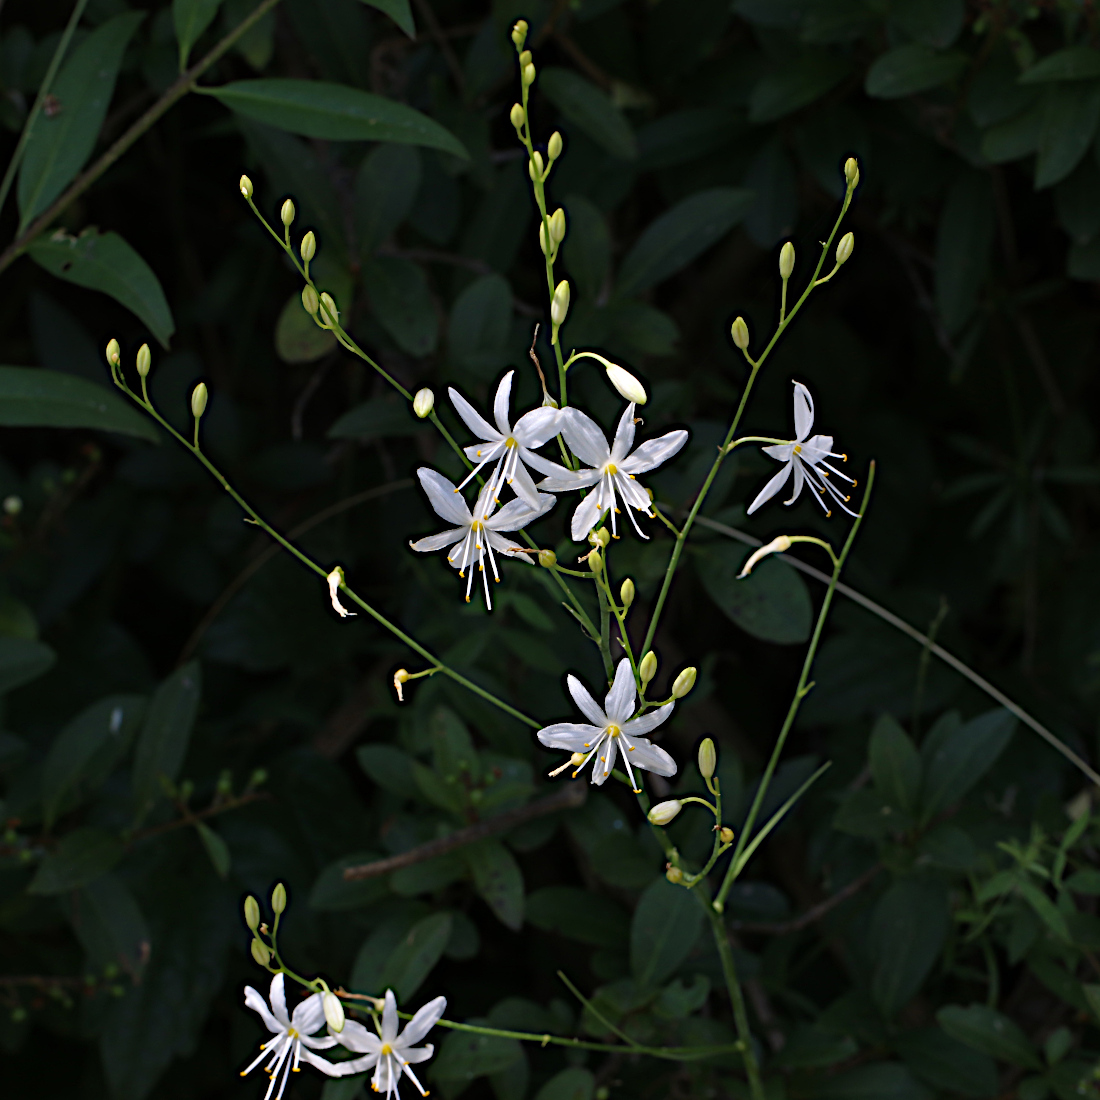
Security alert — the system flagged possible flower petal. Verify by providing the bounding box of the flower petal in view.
[402,1044,435,1064]
[491,492,554,531]
[568,674,608,726]
[610,403,636,463]
[560,408,610,469]
[538,722,601,751]
[570,492,606,543]
[301,1034,339,1050]
[417,467,472,526]
[783,459,805,506]
[399,995,447,1046]
[594,735,618,784]
[615,472,652,513]
[493,371,515,436]
[328,1051,381,1077]
[291,992,326,1036]
[537,467,600,492]
[792,382,814,441]
[746,462,793,516]
[620,430,688,475]
[514,406,560,447]
[298,1046,344,1076]
[244,984,283,1035]
[762,443,795,462]
[449,387,499,443]
[626,738,678,777]
[269,973,291,1028]
[381,990,399,1045]
[798,434,834,464]
[508,461,543,510]
[409,528,465,553]
[333,1019,382,1054]
[603,658,636,724]
[624,701,675,737]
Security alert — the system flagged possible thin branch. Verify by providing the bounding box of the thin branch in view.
[729,865,881,935]
[129,790,269,843]
[343,783,586,881]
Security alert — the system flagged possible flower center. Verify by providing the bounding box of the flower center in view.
[606,724,622,738]
[471,520,483,532]
[380,1043,392,1056]
[793,445,802,454]
[505,436,517,449]
[606,463,618,476]
[287,1028,299,1039]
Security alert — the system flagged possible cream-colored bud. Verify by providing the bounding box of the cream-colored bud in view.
[509,102,524,130]
[511,20,528,50]
[302,285,319,315]
[587,548,603,572]
[550,208,566,244]
[280,199,295,227]
[836,231,854,265]
[518,50,532,67]
[639,651,657,684]
[323,991,345,1033]
[529,151,544,180]
[551,280,570,326]
[239,175,253,199]
[191,382,208,419]
[393,668,409,702]
[730,316,749,350]
[779,241,795,280]
[738,535,792,579]
[250,939,271,966]
[665,865,684,884]
[844,157,859,188]
[136,344,151,378]
[648,800,683,826]
[413,388,434,418]
[300,231,316,263]
[319,292,338,327]
[244,896,260,931]
[697,737,716,780]
[620,578,635,609]
[271,882,287,914]
[719,826,734,844]
[105,338,120,367]
[538,548,557,568]
[605,363,647,405]
[522,62,536,87]
[672,666,696,699]
[548,131,563,160]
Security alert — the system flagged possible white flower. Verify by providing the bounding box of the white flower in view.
[537,404,687,542]
[747,382,857,518]
[449,371,562,509]
[605,362,647,405]
[241,973,341,1100]
[538,658,677,792]
[327,567,356,618]
[409,468,553,609]
[737,535,792,578]
[331,989,446,1098]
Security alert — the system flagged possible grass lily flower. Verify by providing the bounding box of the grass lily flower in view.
[538,658,677,791]
[241,974,341,1100]
[449,370,562,508]
[331,989,446,1098]
[409,468,553,609]
[538,404,687,541]
[747,381,857,518]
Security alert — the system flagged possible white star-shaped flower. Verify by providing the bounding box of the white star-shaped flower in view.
[449,370,562,508]
[537,404,687,542]
[747,381,857,518]
[241,974,341,1100]
[331,989,446,1099]
[538,658,677,792]
[409,467,553,609]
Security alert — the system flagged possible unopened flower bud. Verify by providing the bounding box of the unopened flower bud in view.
[779,241,795,280]
[319,292,338,327]
[587,548,602,572]
[191,382,208,419]
[589,526,610,548]
[518,50,532,67]
[551,280,570,326]
[836,231,854,265]
[3,495,22,516]
[271,882,287,914]
[639,651,657,684]
[648,799,683,826]
[522,62,536,87]
[738,535,792,579]
[412,388,434,418]
[620,578,635,608]
[280,199,295,227]
[844,157,859,188]
[549,208,566,243]
[538,548,557,568]
[719,826,734,844]
[511,20,528,50]
[239,175,253,199]
[605,363,647,405]
[539,221,550,255]
[323,991,345,1033]
[529,151,544,180]
[250,939,271,966]
[136,344,151,378]
[665,865,684,884]
[698,737,716,780]
[672,666,696,699]
[509,102,524,130]
[300,231,316,263]
[730,316,749,350]
[548,131,563,160]
[393,668,409,702]
[244,896,260,930]
[105,338,120,367]
[302,285,319,315]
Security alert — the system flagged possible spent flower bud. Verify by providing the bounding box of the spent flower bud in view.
[250,939,271,966]
[105,339,121,367]
[738,535,792,578]
[300,231,316,263]
[239,175,253,199]
[836,231,854,265]
[730,316,749,350]
[323,991,345,1033]
[302,285,319,315]
[605,362,647,404]
[548,131,563,160]
[551,280,570,326]
[698,737,716,780]
[779,241,795,280]
[648,800,683,826]
[590,526,610,548]
[844,156,860,188]
[244,896,260,931]
[280,199,295,227]
[511,20,528,50]
[719,826,734,844]
[620,578,635,608]
[538,548,557,568]
[639,651,657,684]
[413,388,434,418]
[549,207,566,243]
[393,668,409,702]
[672,666,697,699]
[136,344,151,378]
[665,866,684,884]
[509,102,524,130]
[271,882,287,914]
[191,383,208,419]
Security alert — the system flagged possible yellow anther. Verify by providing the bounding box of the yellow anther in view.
[607,463,617,475]
[793,444,802,454]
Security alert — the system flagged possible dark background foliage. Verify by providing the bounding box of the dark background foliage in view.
[3,1,1100,1098]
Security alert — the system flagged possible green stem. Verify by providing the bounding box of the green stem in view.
[594,572,614,680]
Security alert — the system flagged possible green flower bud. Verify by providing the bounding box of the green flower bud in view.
[518,50,532,67]
[719,826,735,844]
[529,151,544,181]
[538,548,557,568]
[639,650,657,684]
[323,991,345,1033]
[648,799,682,826]
[620,578,635,608]
[779,241,795,281]
[136,343,151,378]
[672,666,697,699]
[587,548,602,572]
[844,156,860,189]
[280,199,295,227]
[549,208,566,244]
[244,896,260,931]
[548,131,563,160]
[522,62,536,87]
[539,221,550,255]
[302,285,319,315]
[271,882,287,914]
[697,737,716,780]
[3,495,22,516]
[730,316,749,350]
[105,338,120,367]
[301,231,316,263]
[590,526,609,549]
[551,280,570,326]
[191,383,208,419]
[319,292,339,327]
[665,865,684,884]
[248,767,268,788]
[413,388,434,418]
[836,231,854,265]
[509,102,524,130]
[250,938,271,966]
[239,175,253,199]
[511,20,528,50]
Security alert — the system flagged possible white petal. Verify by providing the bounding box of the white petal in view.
[508,461,543,509]
[615,472,652,513]
[485,531,528,559]
[269,973,290,1028]
[298,1046,344,1076]
[798,434,834,464]
[560,408,610,469]
[491,492,554,531]
[381,990,399,1045]
[417,467,472,526]
[792,382,814,441]
[513,406,561,447]
[570,492,606,542]
[449,387,500,442]
[244,985,283,1035]
[620,430,688,475]
[301,1034,339,1050]
[537,467,600,492]
[538,722,602,751]
[400,995,447,1046]
[746,462,793,515]
[784,460,805,506]
[603,658,637,724]
[328,1051,381,1077]
[291,992,326,1035]
[335,1020,383,1055]
[624,702,675,737]
[762,443,795,462]
[409,528,465,553]
[626,739,678,777]
[568,674,608,726]
[493,371,515,435]
[610,403,636,463]
[595,736,618,784]
[472,479,499,521]
[401,1044,435,1064]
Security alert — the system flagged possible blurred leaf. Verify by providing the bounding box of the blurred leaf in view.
[637,107,742,170]
[321,1080,366,1100]
[744,139,798,248]
[696,543,812,645]
[448,273,513,377]
[0,732,28,771]
[210,80,468,156]
[526,886,629,947]
[968,51,1036,127]
[1055,160,1100,243]
[1020,47,1100,84]
[534,1068,595,1100]
[920,708,1015,820]
[868,713,921,814]
[803,1062,933,1099]
[981,103,1043,162]
[749,53,849,123]
[379,911,452,999]
[17,13,144,228]
[351,906,427,990]
[328,396,427,439]
[833,786,901,840]
[935,170,995,335]
[936,1004,1043,1070]
[630,877,704,988]
[224,0,275,70]
[463,839,524,930]
[1065,870,1100,894]
[70,872,150,975]
[132,661,202,815]
[174,0,223,68]
[390,852,466,896]
[0,636,55,694]
[356,0,415,37]
[355,144,421,254]
[29,229,176,348]
[194,822,230,879]
[772,1023,857,1069]
[0,365,159,441]
[432,1027,523,1088]
[274,292,336,363]
[1035,84,1100,189]
[917,824,979,871]
[539,67,637,160]
[654,974,710,1019]
[617,187,754,296]
[563,193,610,299]
[1067,236,1100,279]
[412,760,467,815]
[890,0,964,48]
[895,1026,998,1098]
[362,256,439,356]
[865,44,967,99]
[310,851,390,910]
[28,826,123,894]
[356,744,420,798]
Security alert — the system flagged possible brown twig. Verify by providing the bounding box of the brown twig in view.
[729,865,882,935]
[129,790,269,843]
[343,782,587,880]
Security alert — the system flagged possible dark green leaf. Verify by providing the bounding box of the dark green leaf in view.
[917,824,980,870]
[895,1026,998,1098]
[865,44,967,99]
[696,542,812,645]
[1065,870,1100,894]
[981,103,1043,162]
[539,67,636,160]
[833,786,902,840]
[390,852,466,896]
[748,54,849,123]
[654,974,710,1019]
[869,714,921,814]
[1035,84,1100,189]
[355,143,421,254]
[362,256,439,356]
[328,396,428,439]
[463,839,524,930]
[310,851,390,910]
[0,636,56,694]
[968,51,1037,127]
[174,0,223,68]
[563,194,610,299]
[772,1024,859,1069]
[447,273,513,377]
[274,291,337,363]
[1020,47,1100,84]
[534,1068,595,1100]
[356,744,420,798]
[351,907,427,991]
[803,1062,933,1099]
[29,229,175,348]
[432,1027,523,1086]
[526,886,629,947]
[630,877,704,988]
[379,911,452,999]
[70,873,150,974]
[208,80,468,157]
[935,170,995,335]
[17,13,144,228]
[744,139,798,248]
[1054,160,1100,243]
[936,1004,1043,1070]
[195,823,230,879]
[356,0,415,37]
[132,661,202,814]
[617,187,754,296]
[890,0,965,48]
[920,708,1015,820]
[28,826,124,894]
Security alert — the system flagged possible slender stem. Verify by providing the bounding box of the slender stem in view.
[594,572,614,680]
[596,567,638,680]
